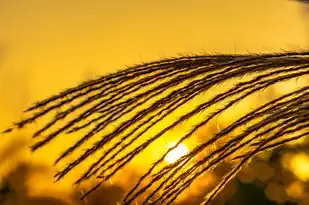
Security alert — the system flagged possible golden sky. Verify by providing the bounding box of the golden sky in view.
[0,0,308,204]
[0,0,307,114]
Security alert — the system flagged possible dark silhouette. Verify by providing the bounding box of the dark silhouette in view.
[3,51,309,205]
[0,162,70,205]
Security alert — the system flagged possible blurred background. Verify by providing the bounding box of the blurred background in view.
[0,0,309,204]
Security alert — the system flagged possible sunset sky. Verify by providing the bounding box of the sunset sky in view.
[0,0,308,205]
[0,0,307,114]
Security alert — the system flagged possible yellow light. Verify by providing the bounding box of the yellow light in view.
[290,153,309,181]
[165,142,189,164]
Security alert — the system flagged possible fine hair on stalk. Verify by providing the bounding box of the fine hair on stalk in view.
[3,50,309,205]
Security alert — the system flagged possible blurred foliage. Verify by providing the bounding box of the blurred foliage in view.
[1,106,309,205]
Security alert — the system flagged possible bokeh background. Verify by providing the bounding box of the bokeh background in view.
[0,0,309,204]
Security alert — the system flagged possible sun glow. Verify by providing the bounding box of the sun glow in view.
[165,142,189,164]
[290,153,309,181]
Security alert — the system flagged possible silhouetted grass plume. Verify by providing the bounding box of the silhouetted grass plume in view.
[3,51,309,205]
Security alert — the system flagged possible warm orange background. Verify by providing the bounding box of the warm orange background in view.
[0,0,307,116]
[0,0,308,204]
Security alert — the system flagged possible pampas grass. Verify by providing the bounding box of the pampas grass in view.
[3,51,309,205]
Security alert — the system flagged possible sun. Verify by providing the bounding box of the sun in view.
[165,142,189,164]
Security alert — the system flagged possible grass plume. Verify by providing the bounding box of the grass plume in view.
[3,51,309,205]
